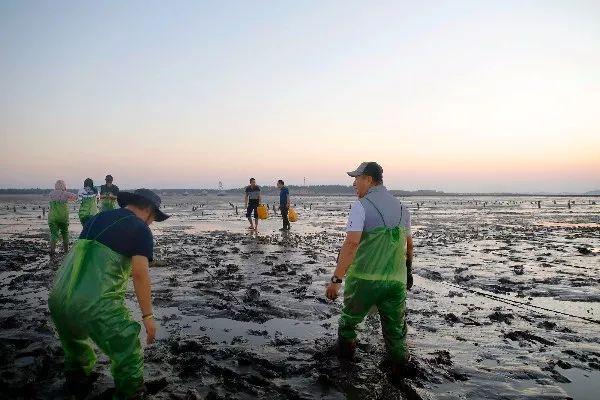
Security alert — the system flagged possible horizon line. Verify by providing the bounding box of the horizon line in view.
[1,186,598,197]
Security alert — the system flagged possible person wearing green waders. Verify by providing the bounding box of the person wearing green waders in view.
[100,174,119,212]
[49,189,169,399]
[48,180,77,258]
[325,162,414,378]
[78,177,98,226]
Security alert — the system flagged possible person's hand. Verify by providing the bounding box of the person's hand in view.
[326,283,340,300]
[143,318,156,344]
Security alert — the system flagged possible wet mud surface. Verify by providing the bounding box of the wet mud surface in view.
[1,194,599,399]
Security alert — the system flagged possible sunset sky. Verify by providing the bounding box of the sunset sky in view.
[1,1,599,192]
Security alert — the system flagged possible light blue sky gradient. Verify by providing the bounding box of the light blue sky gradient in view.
[1,1,599,191]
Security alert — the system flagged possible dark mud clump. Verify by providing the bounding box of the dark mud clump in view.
[504,330,555,346]
[488,311,515,325]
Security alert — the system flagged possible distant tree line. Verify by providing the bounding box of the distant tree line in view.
[1,187,597,196]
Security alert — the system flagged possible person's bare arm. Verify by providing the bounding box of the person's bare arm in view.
[326,231,362,300]
[131,255,156,343]
[244,193,248,206]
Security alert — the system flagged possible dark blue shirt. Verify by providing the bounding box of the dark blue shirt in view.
[80,208,154,261]
[279,186,289,207]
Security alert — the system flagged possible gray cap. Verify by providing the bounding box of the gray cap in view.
[347,162,383,180]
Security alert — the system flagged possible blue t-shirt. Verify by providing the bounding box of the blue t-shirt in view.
[279,187,289,207]
[80,208,154,261]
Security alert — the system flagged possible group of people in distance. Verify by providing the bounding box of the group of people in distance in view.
[243,178,290,231]
[46,174,119,258]
[46,162,413,399]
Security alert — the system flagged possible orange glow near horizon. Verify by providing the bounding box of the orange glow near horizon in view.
[1,1,599,192]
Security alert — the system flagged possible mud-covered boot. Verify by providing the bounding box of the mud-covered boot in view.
[64,369,98,399]
[390,355,414,381]
[336,337,357,360]
[126,386,147,400]
[112,385,147,400]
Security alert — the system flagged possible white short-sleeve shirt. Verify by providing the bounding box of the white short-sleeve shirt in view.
[345,200,412,234]
[346,200,366,232]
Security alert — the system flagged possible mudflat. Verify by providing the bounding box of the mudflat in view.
[1,194,599,399]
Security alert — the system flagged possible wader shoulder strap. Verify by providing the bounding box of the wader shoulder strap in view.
[363,197,388,228]
[363,196,403,230]
[93,215,135,241]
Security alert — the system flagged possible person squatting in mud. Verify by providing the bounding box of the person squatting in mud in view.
[326,162,414,376]
[48,189,170,399]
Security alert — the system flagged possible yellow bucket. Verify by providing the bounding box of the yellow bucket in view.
[288,207,298,222]
[257,204,269,220]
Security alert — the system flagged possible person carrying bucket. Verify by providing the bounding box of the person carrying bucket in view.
[277,179,291,231]
[48,189,169,399]
[78,177,98,226]
[325,162,414,378]
[100,174,119,212]
[48,180,77,258]
[244,178,261,230]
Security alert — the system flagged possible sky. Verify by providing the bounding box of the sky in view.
[1,0,599,192]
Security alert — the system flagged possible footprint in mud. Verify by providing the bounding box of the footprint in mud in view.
[504,330,555,346]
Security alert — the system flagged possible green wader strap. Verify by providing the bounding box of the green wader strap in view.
[89,214,134,241]
[65,214,134,300]
[362,196,403,229]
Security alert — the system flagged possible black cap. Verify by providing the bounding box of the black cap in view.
[347,162,383,181]
[117,188,170,222]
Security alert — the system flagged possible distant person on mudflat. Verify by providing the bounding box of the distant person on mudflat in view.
[244,178,261,230]
[78,177,98,226]
[325,162,414,379]
[100,174,119,212]
[48,179,78,258]
[277,179,291,231]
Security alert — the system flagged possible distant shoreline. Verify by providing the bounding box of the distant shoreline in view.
[1,188,599,197]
